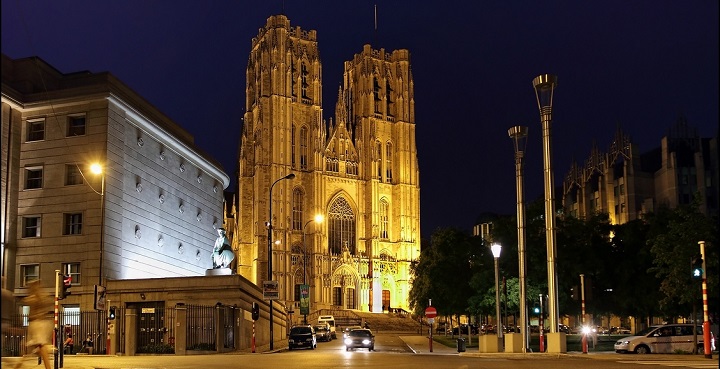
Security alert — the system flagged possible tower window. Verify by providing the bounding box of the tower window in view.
[328,197,355,255]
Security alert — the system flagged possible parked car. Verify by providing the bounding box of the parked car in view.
[558,324,571,334]
[343,325,363,339]
[614,324,716,354]
[317,315,336,339]
[610,326,631,335]
[344,328,375,351]
[288,325,317,350]
[314,324,332,342]
[451,324,477,335]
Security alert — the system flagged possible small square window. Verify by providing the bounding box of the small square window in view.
[21,264,40,286]
[63,213,83,235]
[22,216,41,238]
[62,263,81,286]
[27,119,45,141]
[25,167,43,189]
[65,165,83,186]
[67,116,86,136]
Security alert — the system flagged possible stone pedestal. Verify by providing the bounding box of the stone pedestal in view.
[546,332,567,353]
[205,268,232,276]
[504,332,523,353]
[479,334,500,352]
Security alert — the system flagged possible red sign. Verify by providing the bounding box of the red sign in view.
[425,306,437,318]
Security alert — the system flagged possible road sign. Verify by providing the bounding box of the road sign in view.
[425,306,437,318]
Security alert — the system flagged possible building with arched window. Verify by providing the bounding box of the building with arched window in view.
[235,15,420,314]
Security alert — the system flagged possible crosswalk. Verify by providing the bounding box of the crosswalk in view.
[617,360,719,368]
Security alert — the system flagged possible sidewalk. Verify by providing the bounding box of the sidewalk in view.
[399,335,459,354]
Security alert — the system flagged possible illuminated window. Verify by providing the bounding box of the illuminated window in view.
[292,188,304,230]
[376,141,382,179]
[385,142,393,182]
[380,200,389,239]
[328,197,355,255]
[22,216,41,238]
[291,125,296,169]
[300,127,308,170]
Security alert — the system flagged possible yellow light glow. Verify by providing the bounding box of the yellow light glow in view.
[314,214,324,224]
[90,163,103,175]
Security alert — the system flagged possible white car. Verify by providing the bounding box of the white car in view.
[614,324,715,354]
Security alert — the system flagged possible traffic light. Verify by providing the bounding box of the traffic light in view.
[692,254,703,279]
[109,306,116,320]
[251,302,259,321]
[59,275,72,299]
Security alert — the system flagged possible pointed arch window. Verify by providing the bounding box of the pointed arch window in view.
[291,125,297,169]
[376,141,382,179]
[386,79,393,116]
[328,197,355,255]
[291,59,297,97]
[301,63,309,99]
[380,199,389,239]
[374,76,382,114]
[292,188,304,230]
[385,142,393,182]
[300,126,308,170]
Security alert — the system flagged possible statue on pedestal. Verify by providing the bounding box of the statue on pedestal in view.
[212,228,235,269]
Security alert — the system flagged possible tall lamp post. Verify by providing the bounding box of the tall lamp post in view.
[90,163,105,287]
[533,74,561,341]
[491,243,503,349]
[267,173,295,350]
[508,125,529,353]
[302,214,324,324]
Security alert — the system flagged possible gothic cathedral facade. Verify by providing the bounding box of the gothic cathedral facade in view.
[235,15,420,314]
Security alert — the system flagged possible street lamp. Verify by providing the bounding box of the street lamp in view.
[533,74,560,338]
[267,172,295,350]
[491,242,503,347]
[90,163,105,287]
[508,125,529,353]
[302,214,324,324]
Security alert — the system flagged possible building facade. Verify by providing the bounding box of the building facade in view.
[562,118,718,224]
[235,15,421,314]
[1,54,230,309]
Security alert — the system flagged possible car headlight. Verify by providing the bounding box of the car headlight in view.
[362,339,371,344]
[344,338,352,345]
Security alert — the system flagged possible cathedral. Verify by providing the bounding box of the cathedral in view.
[234,15,420,314]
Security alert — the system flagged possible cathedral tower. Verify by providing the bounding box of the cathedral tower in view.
[237,15,420,315]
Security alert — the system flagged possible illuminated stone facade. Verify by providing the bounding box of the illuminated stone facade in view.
[235,15,421,313]
[2,54,230,308]
[562,118,718,224]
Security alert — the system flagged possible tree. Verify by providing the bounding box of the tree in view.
[647,198,718,318]
[409,227,481,317]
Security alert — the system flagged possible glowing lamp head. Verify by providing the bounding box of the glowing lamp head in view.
[491,243,502,259]
[90,163,103,175]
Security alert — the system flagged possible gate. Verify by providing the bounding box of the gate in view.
[135,302,174,354]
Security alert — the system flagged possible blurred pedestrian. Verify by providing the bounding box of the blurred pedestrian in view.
[22,280,53,369]
[63,334,74,354]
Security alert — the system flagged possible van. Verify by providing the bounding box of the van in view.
[317,315,336,339]
[614,324,716,354]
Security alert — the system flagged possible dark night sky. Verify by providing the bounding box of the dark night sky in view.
[2,1,718,239]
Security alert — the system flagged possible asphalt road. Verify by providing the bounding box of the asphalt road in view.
[4,333,716,369]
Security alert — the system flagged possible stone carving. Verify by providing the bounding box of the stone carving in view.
[212,228,235,269]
